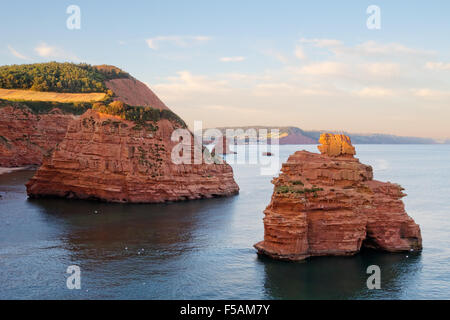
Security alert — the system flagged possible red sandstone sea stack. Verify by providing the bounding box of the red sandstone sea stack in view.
[25,79,239,203]
[254,133,422,261]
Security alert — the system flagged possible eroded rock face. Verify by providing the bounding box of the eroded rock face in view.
[26,110,239,203]
[317,133,355,157]
[254,133,422,261]
[0,105,76,167]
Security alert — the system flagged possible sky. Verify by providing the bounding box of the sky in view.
[1,0,449,140]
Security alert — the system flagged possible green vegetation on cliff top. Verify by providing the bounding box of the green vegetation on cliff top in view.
[0,62,186,128]
[0,62,130,93]
[92,101,187,128]
[0,98,92,115]
[0,98,187,128]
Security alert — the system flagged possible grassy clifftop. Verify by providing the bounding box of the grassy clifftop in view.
[0,62,130,93]
[0,62,186,125]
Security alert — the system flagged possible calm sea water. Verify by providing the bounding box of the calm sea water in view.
[0,145,449,300]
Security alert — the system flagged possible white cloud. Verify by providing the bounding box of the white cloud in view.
[263,50,289,64]
[361,63,400,77]
[7,45,30,60]
[148,37,449,139]
[153,71,230,99]
[294,46,306,60]
[299,38,435,58]
[356,87,395,97]
[146,35,211,50]
[35,43,56,57]
[353,41,435,57]
[296,61,347,76]
[413,88,450,99]
[220,56,246,62]
[34,43,79,61]
[299,38,342,48]
[425,62,450,71]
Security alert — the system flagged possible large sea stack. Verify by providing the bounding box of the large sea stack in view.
[254,133,422,261]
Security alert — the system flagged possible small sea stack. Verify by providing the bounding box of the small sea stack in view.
[254,133,422,261]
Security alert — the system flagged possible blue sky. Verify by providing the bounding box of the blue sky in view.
[1,1,450,139]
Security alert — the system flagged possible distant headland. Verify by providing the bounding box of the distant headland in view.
[206,126,441,145]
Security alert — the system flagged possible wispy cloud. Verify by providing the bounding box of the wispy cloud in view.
[294,46,306,60]
[7,45,30,60]
[361,63,400,77]
[220,56,246,62]
[150,37,449,139]
[146,35,211,50]
[153,71,230,98]
[425,61,450,71]
[353,41,436,57]
[34,43,80,61]
[299,38,342,48]
[296,61,348,76]
[262,50,289,64]
[413,88,450,99]
[299,37,435,58]
[356,87,395,97]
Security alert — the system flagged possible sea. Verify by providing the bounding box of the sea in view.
[0,144,449,299]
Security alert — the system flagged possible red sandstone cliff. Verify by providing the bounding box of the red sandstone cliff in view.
[0,104,75,167]
[254,133,422,261]
[0,77,169,168]
[26,109,239,203]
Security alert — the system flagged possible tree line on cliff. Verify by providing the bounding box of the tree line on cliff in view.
[0,62,130,93]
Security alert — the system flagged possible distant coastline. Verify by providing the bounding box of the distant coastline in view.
[205,126,443,145]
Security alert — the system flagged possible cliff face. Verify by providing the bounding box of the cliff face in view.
[26,110,239,203]
[254,133,422,261]
[0,105,75,167]
[0,71,170,168]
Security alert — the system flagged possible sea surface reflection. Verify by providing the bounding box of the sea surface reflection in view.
[0,145,448,299]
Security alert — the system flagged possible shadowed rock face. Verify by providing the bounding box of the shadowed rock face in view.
[254,133,422,261]
[26,110,239,203]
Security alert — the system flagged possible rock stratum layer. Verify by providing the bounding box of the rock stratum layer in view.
[26,109,239,203]
[0,105,75,167]
[254,133,422,261]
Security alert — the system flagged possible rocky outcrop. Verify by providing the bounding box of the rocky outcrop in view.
[26,109,239,203]
[254,133,422,261]
[0,104,76,167]
[317,133,355,157]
